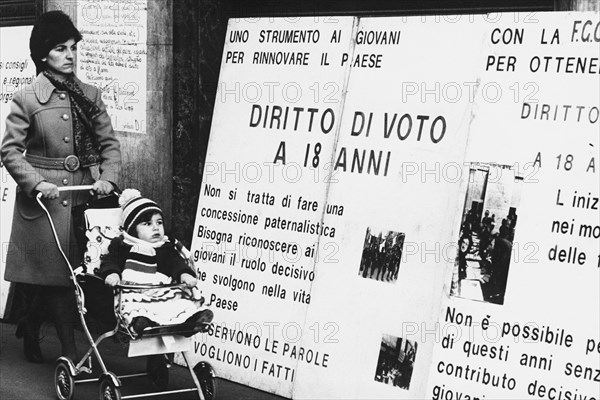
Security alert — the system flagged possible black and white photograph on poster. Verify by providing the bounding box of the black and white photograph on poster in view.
[450,163,523,305]
[358,227,405,283]
[374,334,417,390]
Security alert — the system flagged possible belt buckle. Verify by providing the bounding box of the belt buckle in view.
[63,155,80,172]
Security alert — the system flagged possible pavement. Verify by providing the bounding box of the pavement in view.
[0,321,286,400]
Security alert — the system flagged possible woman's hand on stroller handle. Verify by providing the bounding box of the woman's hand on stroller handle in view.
[34,181,60,199]
[92,180,114,195]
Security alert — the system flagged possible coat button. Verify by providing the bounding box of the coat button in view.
[59,93,66,100]
[64,137,70,143]
[61,114,69,121]
[61,200,68,207]
[62,179,69,185]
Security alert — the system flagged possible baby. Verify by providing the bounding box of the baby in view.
[99,189,213,337]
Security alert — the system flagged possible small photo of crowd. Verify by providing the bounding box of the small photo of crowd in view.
[450,162,522,305]
[358,227,405,283]
[374,334,417,390]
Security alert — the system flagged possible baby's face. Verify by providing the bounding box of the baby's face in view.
[135,213,165,243]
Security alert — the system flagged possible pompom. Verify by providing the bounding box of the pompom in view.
[119,188,142,208]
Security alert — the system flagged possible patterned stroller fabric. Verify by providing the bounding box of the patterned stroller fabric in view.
[82,206,122,274]
[84,225,120,273]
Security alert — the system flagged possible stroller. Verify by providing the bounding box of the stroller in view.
[36,185,217,400]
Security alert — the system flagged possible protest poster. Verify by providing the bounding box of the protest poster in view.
[189,17,356,396]
[428,12,600,399]
[189,12,599,399]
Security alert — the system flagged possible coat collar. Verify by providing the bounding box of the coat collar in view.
[33,73,83,104]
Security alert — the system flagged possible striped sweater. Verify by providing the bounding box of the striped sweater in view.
[99,234,195,283]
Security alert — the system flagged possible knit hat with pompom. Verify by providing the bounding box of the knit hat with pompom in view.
[119,189,163,235]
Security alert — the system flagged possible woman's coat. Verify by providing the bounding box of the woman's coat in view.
[1,73,121,286]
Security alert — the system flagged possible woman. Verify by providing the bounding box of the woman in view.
[1,11,121,363]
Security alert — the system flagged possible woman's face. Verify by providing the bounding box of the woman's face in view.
[135,213,165,243]
[42,38,77,78]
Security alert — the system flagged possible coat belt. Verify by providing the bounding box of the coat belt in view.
[25,154,83,172]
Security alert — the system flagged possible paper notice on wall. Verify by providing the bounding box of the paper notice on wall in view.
[77,0,148,134]
[0,25,35,318]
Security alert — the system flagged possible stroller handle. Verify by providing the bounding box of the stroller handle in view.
[35,184,96,200]
[58,184,95,192]
[35,185,122,200]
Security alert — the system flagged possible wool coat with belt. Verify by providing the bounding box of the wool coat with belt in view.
[1,73,121,287]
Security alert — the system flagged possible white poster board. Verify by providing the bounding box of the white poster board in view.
[190,17,356,397]
[427,12,600,399]
[189,12,599,399]
[77,0,148,134]
[0,168,16,319]
[0,25,36,319]
[292,16,486,399]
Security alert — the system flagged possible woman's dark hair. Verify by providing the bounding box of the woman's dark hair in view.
[30,11,82,74]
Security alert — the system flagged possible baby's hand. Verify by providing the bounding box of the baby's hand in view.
[180,273,198,287]
[105,273,121,287]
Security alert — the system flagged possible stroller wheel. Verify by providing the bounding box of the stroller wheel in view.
[193,361,218,400]
[99,374,121,400]
[55,360,75,400]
